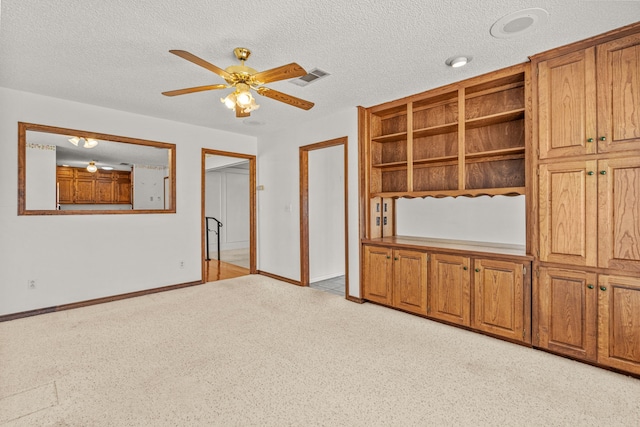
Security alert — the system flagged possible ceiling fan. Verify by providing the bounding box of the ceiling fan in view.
[162,48,315,118]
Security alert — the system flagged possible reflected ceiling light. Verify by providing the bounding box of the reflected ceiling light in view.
[68,136,99,149]
[86,161,98,173]
[101,166,114,170]
[446,56,471,68]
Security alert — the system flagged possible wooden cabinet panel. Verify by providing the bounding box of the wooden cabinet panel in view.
[597,275,640,375]
[115,173,132,204]
[539,160,598,266]
[597,33,640,153]
[95,179,115,203]
[392,249,427,315]
[537,48,597,159]
[598,157,640,272]
[362,245,393,305]
[537,267,597,361]
[428,253,471,326]
[74,178,95,203]
[473,258,526,342]
[57,177,73,204]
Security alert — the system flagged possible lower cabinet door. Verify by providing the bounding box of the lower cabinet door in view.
[392,249,428,315]
[362,245,393,305]
[537,267,597,361]
[473,258,528,343]
[428,253,471,326]
[597,275,640,375]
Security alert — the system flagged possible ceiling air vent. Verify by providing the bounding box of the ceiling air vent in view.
[290,68,330,87]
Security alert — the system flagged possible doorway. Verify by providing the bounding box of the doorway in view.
[202,149,257,282]
[299,137,348,296]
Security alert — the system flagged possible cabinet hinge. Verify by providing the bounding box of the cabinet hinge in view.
[535,268,540,278]
[523,266,527,275]
[523,329,526,339]
[426,254,430,262]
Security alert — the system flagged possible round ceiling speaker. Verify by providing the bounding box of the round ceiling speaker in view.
[490,8,549,39]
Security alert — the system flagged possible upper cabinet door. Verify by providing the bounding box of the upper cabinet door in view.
[538,48,597,159]
[597,33,640,154]
[539,160,598,267]
[598,157,640,272]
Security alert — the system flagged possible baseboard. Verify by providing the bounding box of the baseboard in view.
[0,280,203,323]
[258,271,302,286]
[346,295,365,304]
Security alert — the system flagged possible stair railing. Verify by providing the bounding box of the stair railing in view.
[205,216,223,261]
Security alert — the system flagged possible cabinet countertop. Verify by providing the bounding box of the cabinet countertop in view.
[362,236,532,260]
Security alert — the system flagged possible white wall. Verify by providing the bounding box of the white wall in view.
[204,166,250,253]
[0,87,256,316]
[309,145,345,282]
[257,108,360,297]
[396,196,526,246]
[133,165,167,210]
[25,143,56,210]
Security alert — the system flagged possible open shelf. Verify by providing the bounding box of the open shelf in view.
[371,131,408,143]
[465,147,525,161]
[413,122,458,138]
[372,161,408,170]
[413,155,458,167]
[465,109,525,130]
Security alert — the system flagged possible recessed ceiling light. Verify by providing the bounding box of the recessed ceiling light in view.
[445,56,472,68]
[490,8,549,39]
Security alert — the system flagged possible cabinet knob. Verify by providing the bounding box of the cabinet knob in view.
[600,286,607,291]
[600,136,606,141]
[386,255,390,259]
[394,257,399,261]
[600,170,606,175]
[587,171,594,176]
[587,284,594,289]
[475,268,481,273]
[463,266,468,270]
[587,138,594,142]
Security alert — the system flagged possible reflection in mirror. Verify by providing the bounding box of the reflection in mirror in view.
[18,122,176,215]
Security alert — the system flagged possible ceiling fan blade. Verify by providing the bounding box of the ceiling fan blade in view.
[162,84,228,97]
[235,106,250,118]
[169,50,232,80]
[252,63,306,84]
[256,87,314,110]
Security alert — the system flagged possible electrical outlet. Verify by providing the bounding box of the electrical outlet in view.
[179,261,185,269]
[28,279,36,290]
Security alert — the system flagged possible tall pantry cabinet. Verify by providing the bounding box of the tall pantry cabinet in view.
[532,25,640,375]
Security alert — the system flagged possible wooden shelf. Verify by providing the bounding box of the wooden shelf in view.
[465,147,525,161]
[371,131,408,143]
[465,109,525,130]
[413,122,458,138]
[372,161,408,170]
[413,156,458,167]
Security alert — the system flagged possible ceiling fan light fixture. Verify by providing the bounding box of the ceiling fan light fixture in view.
[68,136,80,147]
[86,161,98,173]
[221,93,237,109]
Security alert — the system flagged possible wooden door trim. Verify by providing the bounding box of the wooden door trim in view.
[201,149,257,282]
[299,137,349,296]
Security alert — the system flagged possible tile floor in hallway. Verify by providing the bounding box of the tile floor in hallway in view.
[309,275,345,296]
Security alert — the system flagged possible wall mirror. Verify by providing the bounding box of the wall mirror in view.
[18,122,176,215]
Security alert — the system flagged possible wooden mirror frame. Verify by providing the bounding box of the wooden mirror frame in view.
[18,122,177,215]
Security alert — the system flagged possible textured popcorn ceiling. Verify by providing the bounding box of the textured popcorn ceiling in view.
[1,0,639,136]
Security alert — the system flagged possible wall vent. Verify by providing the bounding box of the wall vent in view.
[290,68,330,87]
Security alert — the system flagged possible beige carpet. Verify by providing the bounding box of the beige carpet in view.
[1,275,639,426]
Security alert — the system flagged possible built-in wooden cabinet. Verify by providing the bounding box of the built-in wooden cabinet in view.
[536,268,640,375]
[366,63,528,201]
[533,23,640,376]
[473,258,528,343]
[362,245,427,315]
[428,253,471,327]
[56,166,131,205]
[362,238,531,344]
